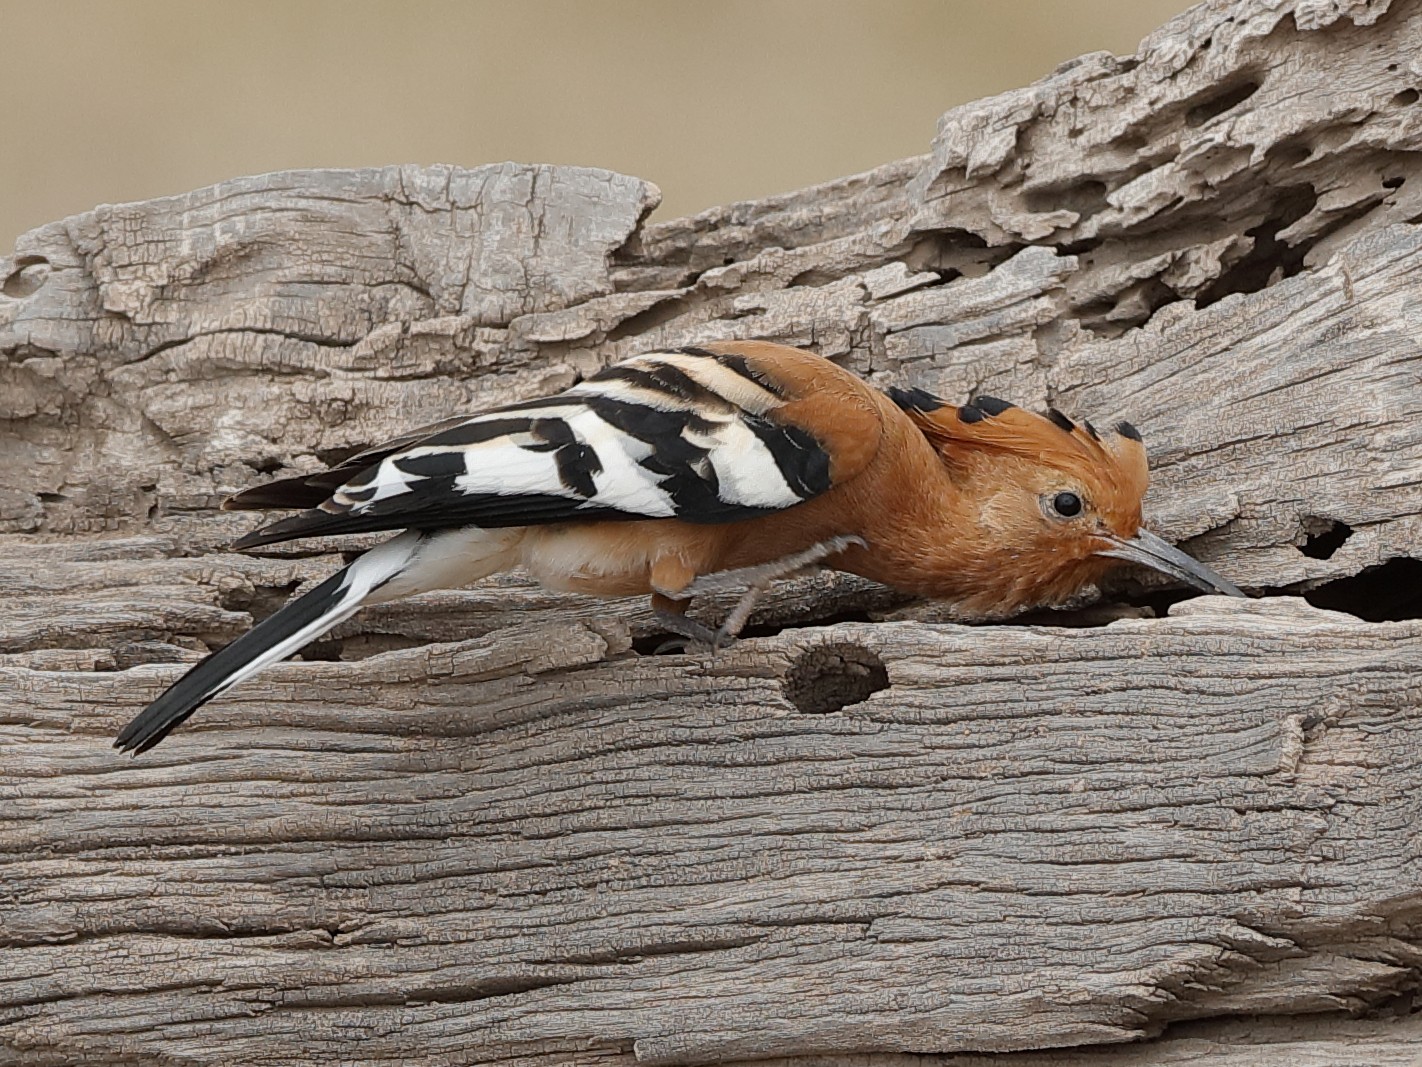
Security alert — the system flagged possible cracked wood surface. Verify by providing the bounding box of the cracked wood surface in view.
[7,599,1422,1065]
[4,0,1422,1063]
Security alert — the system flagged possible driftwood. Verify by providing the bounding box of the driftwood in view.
[4,0,1422,1062]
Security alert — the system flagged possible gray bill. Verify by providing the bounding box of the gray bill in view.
[1097,528,1246,597]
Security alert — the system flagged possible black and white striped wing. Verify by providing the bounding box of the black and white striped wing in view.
[233,348,836,549]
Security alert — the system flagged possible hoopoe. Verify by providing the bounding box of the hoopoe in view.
[115,340,1244,754]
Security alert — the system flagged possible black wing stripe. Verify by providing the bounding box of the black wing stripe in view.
[416,416,539,450]
[586,362,737,413]
[233,493,629,549]
[531,418,603,497]
[481,396,588,415]
[391,451,469,481]
[746,417,832,498]
[581,394,723,444]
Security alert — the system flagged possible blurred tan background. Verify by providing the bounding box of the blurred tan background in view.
[1,1,1191,245]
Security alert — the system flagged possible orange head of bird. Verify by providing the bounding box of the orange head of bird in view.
[889,388,1245,614]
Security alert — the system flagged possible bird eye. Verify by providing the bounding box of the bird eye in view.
[1051,491,1083,518]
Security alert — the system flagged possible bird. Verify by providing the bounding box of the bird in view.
[114,340,1245,755]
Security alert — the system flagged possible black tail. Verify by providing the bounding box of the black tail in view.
[114,533,421,755]
[114,569,354,754]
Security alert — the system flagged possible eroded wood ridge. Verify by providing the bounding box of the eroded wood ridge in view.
[5,601,1422,1064]
[4,0,1422,1063]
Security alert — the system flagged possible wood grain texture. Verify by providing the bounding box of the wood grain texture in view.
[5,0,1422,1063]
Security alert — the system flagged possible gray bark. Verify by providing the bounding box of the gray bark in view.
[4,0,1422,1063]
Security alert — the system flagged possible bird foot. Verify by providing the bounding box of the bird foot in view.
[651,610,732,654]
[650,536,866,653]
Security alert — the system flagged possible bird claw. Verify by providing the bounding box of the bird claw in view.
[650,610,738,655]
[652,636,696,655]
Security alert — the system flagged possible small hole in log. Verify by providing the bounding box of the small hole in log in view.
[783,642,888,715]
[298,638,345,662]
[1186,80,1260,127]
[1195,185,1317,307]
[312,445,366,468]
[1394,88,1420,106]
[1269,141,1311,168]
[1022,179,1107,218]
[2,256,50,298]
[788,267,844,288]
[220,579,302,620]
[606,294,692,342]
[1298,517,1353,560]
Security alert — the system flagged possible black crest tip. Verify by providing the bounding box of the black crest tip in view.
[957,404,985,424]
[887,386,946,413]
[969,394,1015,416]
[1046,408,1076,433]
[1115,420,1143,442]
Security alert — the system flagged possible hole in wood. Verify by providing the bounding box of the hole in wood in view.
[1268,140,1312,168]
[219,579,302,622]
[1022,179,1108,218]
[1195,185,1318,308]
[1185,80,1260,127]
[297,637,346,662]
[605,294,692,342]
[2,255,50,298]
[1394,88,1420,106]
[1304,557,1422,621]
[1297,517,1353,560]
[248,455,286,475]
[783,642,888,715]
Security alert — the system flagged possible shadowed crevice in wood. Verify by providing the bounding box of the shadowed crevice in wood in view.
[1301,556,1422,621]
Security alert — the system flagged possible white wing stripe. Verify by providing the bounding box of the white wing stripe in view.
[454,443,569,498]
[361,458,425,507]
[687,419,801,508]
[566,410,677,516]
[568,378,696,412]
[645,353,781,414]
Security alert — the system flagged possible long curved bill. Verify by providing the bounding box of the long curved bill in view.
[1097,528,1246,597]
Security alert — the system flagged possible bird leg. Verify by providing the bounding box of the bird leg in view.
[651,536,865,652]
[677,536,866,598]
[650,603,722,653]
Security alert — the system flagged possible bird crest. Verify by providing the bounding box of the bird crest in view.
[887,386,1149,533]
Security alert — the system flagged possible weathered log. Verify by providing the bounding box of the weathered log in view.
[4,0,1422,1062]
